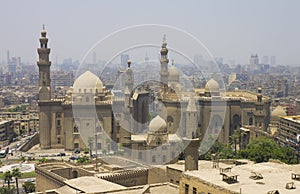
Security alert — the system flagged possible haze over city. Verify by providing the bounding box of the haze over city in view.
[1,0,300,65]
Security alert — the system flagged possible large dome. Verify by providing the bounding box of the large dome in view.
[73,71,103,93]
[205,78,219,92]
[149,115,167,132]
[271,106,286,117]
[168,65,180,82]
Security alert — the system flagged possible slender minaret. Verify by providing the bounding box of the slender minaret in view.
[125,60,134,93]
[37,25,51,149]
[159,35,169,95]
[185,95,198,138]
[37,25,51,101]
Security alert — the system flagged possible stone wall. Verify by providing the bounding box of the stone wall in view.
[19,133,39,152]
[166,166,182,185]
[35,164,66,192]
[180,173,239,194]
[148,166,167,184]
[100,169,148,187]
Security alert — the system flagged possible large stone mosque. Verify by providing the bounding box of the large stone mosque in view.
[37,27,271,163]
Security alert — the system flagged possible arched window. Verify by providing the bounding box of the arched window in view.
[249,117,253,125]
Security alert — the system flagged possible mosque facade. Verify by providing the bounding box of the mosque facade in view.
[37,27,271,160]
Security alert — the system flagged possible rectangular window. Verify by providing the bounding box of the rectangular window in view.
[138,152,143,160]
[185,184,189,194]
[57,138,61,144]
[57,120,61,126]
[192,187,197,194]
[74,143,79,149]
[97,142,102,150]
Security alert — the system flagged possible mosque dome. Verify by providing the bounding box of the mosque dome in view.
[168,65,180,82]
[205,78,220,92]
[149,115,167,132]
[271,106,287,118]
[73,71,103,93]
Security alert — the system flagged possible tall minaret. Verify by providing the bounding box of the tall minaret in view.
[125,59,134,93]
[37,25,51,101]
[37,25,52,149]
[185,95,198,138]
[159,35,169,95]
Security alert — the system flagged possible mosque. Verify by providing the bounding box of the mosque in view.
[37,27,271,163]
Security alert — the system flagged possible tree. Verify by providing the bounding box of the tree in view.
[12,168,22,194]
[0,186,16,194]
[39,157,48,163]
[83,148,89,155]
[23,182,35,193]
[239,136,297,164]
[3,170,13,190]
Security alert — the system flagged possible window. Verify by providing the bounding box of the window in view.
[97,142,102,150]
[74,125,79,133]
[249,117,253,125]
[138,152,143,160]
[152,155,156,163]
[184,184,189,194]
[193,187,197,194]
[74,143,79,149]
[163,155,166,163]
[57,128,61,135]
[57,138,61,144]
[57,120,61,126]
[86,97,90,102]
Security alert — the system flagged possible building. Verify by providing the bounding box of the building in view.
[0,120,14,147]
[277,115,300,152]
[37,28,271,164]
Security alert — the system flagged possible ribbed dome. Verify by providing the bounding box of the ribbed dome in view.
[168,65,180,82]
[149,115,167,132]
[271,106,286,117]
[73,71,103,93]
[205,78,219,92]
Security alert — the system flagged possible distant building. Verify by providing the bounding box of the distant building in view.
[277,115,300,152]
[0,120,14,146]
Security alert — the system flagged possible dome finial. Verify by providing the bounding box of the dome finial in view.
[127,59,131,68]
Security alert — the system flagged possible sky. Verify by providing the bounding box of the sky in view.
[1,0,300,65]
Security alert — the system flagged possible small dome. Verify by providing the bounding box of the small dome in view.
[205,78,219,92]
[271,106,286,117]
[168,65,180,82]
[73,71,103,93]
[149,115,167,132]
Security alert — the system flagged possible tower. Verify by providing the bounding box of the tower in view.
[37,25,51,101]
[254,87,266,130]
[185,95,198,138]
[159,35,169,95]
[125,60,134,93]
[37,25,52,149]
[183,138,200,171]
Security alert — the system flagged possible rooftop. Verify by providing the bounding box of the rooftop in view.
[181,160,300,194]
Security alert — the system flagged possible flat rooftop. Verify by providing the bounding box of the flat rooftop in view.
[281,115,300,124]
[182,160,300,194]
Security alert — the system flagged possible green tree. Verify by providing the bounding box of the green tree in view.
[0,186,16,194]
[76,155,90,165]
[83,148,89,155]
[239,136,297,164]
[39,157,48,163]
[23,182,35,193]
[12,168,22,194]
[3,170,13,191]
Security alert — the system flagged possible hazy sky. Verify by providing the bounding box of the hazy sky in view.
[1,0,300,65]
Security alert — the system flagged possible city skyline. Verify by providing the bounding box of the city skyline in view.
[1,1,300,65]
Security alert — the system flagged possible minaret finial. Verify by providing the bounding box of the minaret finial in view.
[172,59,174,66]
[163,34,166,42]
[127,59,131,68]
[43,24,45,30]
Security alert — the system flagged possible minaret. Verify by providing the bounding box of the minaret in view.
[37,25,51,149]
[185,95,198,138]
[159,35,169,95]
[254,87,265,130]
[37,25,51,101]
[125,60,134,93]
